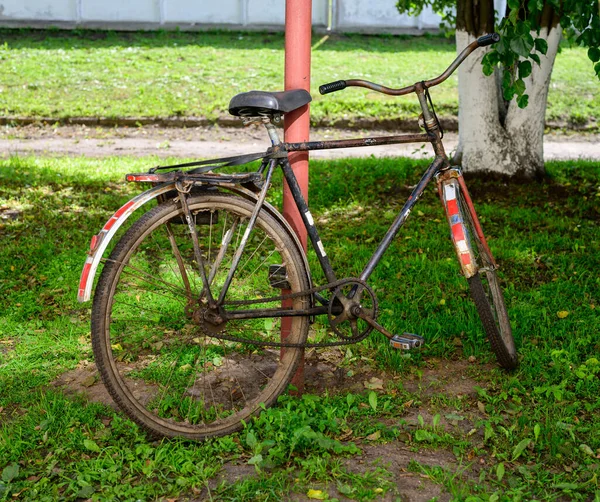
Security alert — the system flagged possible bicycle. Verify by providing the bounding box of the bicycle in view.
[78,33,517,440]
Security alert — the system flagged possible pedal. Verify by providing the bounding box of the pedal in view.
[390,333,424,350]
[268,264,290,289]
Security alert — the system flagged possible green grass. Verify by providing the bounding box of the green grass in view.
[0,29,597,127]
[1,155,600,500]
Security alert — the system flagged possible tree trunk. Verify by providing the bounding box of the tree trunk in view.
[453,26,561,178]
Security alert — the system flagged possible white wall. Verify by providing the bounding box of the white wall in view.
[0,0,329,27]
[0,0,508,31]
[334,1,442,32]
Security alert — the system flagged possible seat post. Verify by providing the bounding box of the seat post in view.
[264,120,282,146]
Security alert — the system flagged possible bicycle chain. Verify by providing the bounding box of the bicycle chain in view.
[202,277,377,348]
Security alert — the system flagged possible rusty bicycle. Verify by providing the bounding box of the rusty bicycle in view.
[78,33,516,439]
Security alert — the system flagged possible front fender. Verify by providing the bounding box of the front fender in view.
[78,183,311,302]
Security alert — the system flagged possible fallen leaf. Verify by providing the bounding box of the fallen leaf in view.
[557,311,569,319]
[364,377,384,390]
[337,429,354,441]
[307,489,328,500]
[82,375,96,388]
[477,401,486,414]
[366,431,381,441]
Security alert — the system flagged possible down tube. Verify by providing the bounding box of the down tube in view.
[360,156,445,282]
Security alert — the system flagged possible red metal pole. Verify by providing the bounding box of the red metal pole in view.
[282,0,311,393]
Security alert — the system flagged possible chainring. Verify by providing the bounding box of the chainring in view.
[327,279,378,342]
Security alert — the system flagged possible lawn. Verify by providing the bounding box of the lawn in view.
[0,155,599,500]
[0,29,597,127]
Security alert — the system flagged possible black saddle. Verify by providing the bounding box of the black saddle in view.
[228,89,312,117]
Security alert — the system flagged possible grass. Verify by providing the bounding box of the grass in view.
[1,154,600,500]
[0,29,597,127]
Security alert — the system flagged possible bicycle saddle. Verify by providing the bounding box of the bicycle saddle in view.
[228,89,312,117]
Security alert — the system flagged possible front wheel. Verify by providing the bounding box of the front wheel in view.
[467,271,517,369]
[441,176,518,369]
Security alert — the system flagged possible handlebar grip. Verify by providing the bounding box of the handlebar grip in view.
[319,80,347,95]
[477,33,500,47]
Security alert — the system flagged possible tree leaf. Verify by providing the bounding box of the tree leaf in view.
[518,60,533,79]
[527,0,544,13]
[496,462,505,482]
[534,38,548,55]
[504,85,516,101]
[588,47,600,63]
[511,34,535,57]
[512,438,531,460]
[557,311,569,319]
[83,439,101,453]
[514,78,526,96]
[517,94,529,108]
[530,53,541,65]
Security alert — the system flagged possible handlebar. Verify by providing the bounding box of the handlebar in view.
[319,33,500,96]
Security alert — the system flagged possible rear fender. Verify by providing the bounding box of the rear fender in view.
[77,183,311,302]
[78,183,176,302]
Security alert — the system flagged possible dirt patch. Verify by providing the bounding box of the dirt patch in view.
[347,442,457,502]
[400,358,489,398]
[53,361,118,408]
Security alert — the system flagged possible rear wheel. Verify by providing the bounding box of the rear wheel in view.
[91,193,310,439]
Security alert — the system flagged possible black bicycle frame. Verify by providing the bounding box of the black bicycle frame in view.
[215,85,452,321]
[280,150,447,287]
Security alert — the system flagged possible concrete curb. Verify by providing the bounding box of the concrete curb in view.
[0,115,596,133]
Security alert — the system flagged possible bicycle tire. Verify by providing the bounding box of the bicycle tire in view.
[459,196,518,370]
[92,192,309,439]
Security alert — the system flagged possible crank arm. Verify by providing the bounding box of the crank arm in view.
[354,306,424,350]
